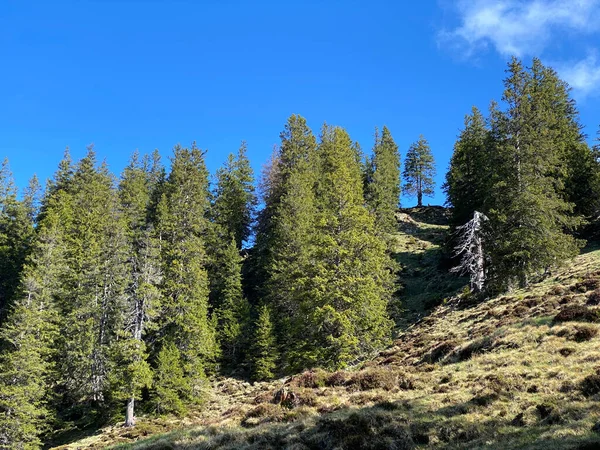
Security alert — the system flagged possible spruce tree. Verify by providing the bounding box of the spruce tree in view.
[57,148,129,410]
[0,177,68,448]
[212,142,256,249]
[303,125,393,369]
[365,126,401,232]
[152,341,189,415]
[485,58,580,289]
[403,136,436,207]
[444,107,491,227]
[154,144,216,408]
[112,151,162,426]
[0,161,37,323]
[212,236,250,370]
[249,305,278,381]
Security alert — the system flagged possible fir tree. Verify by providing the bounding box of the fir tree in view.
[212,236,251,370]
[152,341,189,416]
[249,305,278,381]
[365,126,401,233]
[212,142,256,249]
[303,125,393,369]
[154,144,216,407]
[0,181,66,448]
[0,161,37,323]
[112,151,162,426]
[485,58,581,289]
[57,147,129,410]
[403,136,436,207]
[444,107,491,227]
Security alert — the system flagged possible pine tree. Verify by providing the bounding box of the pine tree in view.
[403,136,436,207]
[0,161,37,323]
[485,58,581,289]
[365,126,401,232]
[302,125,393,369]
[444,107,491,227]
[254,115,319,371]
[0,180,67,448]
[57,147,129,410]
[212,142,256,249]
[154,144,216,408]
[249,305,278,381]
[212,236,250,370]
[111,151,162,426]
[152,341,189,416]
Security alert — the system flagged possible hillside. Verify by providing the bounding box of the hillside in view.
[51,208,600,450]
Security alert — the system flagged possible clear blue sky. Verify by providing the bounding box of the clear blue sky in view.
[1,0,599,206]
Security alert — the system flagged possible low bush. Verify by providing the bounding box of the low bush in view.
[553,305,599,323]
[580,370,600,397]
[348,368,399,391]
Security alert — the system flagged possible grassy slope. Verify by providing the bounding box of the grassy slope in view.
[53,208,600,450]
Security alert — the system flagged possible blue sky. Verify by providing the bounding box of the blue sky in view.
[1,0,599,206]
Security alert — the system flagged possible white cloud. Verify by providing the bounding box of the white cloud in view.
[441,0,600,57]
[556,54,600,97]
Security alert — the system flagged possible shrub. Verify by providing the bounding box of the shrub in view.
[553,305,600,323]
[326,370,348,387]
[348,368,398,391]
[587,289,600,306]
[574,325,598,342]
[292,369,328,388]
[580,371,600,397]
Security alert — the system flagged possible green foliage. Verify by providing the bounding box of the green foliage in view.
[0,188,64,448]
[154,144,216,405]
[444,107,490,227]
[365,126,401,233]
[403,136,436,207]
[485,58,582,289]
[212,236,251,370]
[212,142,256,249]
[152,341,189,416]
[57,147,130,409]
[0,160,37,323]
[250,305,278,381]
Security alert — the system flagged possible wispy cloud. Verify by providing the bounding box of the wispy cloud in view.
[440,0,600,57]
[556,53,600,97]
[440,0,600,96]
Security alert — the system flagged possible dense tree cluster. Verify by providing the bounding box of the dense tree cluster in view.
[0,117,405,447]
[445,57,600,291]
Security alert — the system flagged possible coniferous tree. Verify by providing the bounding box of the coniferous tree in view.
[57,147,129,411]
[365,126,401,233]
[152,341,189,415]
[153,144,217,409]
[0,161,37,323]
[444,107,491,227]
[212,236,250,370]
[0,194,65,448]
[212,142,256,249]
[249,305,278,381]
[112,151,162,426]
[301,125,393,369]
[485,58,581,289]
[403,136,436,207]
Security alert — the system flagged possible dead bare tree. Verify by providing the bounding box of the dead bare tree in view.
[451,211,489,293]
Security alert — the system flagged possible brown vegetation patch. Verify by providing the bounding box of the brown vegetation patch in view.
[587,289,600,306]
[553,305,600,323]
[348,368,402,392]
[579,370,600,397]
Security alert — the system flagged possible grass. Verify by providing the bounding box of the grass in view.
[52,208,600,450]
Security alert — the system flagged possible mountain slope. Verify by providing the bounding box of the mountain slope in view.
[51,208,600,450]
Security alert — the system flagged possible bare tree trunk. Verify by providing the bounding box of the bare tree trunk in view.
[125,397,135,427]
[417,191,422,207]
